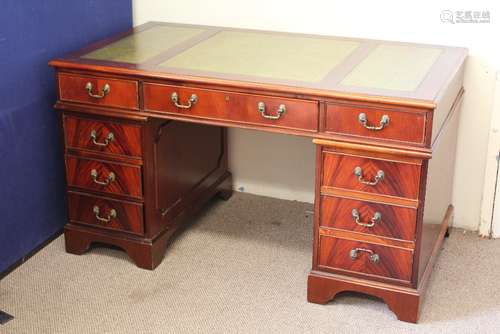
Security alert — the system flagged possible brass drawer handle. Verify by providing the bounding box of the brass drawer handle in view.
[351,209,381,228]
[93,205,117,223]
[258,102,286,120]
[90,169,115,186]
[90,130,114,147]
[171,92,197,109]
[349,248,380,264]
[85,82,110,99]
[354,166,384,186]
[358,113,389,131]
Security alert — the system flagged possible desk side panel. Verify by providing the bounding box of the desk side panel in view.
[417,95,461,283]
[431,62,465,144]
[143,120,228,238]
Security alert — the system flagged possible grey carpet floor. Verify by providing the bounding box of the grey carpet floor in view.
[1,193,500,334]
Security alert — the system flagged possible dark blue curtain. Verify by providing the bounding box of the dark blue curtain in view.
[0,0,133,274]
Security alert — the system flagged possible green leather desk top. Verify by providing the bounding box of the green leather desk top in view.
[83,25,206,64]
[160,30,360,83]
[61,22,467,104]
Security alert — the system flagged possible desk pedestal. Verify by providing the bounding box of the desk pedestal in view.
[62,115,232,269]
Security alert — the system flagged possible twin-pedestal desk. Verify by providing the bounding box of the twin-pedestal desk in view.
[49,22,467,323]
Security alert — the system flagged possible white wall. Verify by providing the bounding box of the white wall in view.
[479,71,500,237]
[133,0,500,230]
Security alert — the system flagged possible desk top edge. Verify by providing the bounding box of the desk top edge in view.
[49,21,468,109]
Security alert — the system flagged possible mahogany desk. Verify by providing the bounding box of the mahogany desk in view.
[49,22,467,323]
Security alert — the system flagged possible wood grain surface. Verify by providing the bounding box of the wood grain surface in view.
[320,195,417,241]
[67,192,144,235]
[59,73,138,109]
[64,115,143,158]
[143,83,319,132]
[318,236,413,282]
[324,102,427,144]
[322,152,421,199]
[65,156,142,198]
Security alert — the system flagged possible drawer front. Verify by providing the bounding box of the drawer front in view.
[320,196,417,241]
[66,156,142,198]
[67,192,144,235]
[59,73,138,109]
[322,152,421,199]
[63,115,142,158]
[318,236,413,282]
[325,103,426,144]
[143,83,319,132]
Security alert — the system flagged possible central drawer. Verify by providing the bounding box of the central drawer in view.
[143,83,319,132]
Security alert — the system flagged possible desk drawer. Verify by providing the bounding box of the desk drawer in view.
[59,73,138,109]
[63,115,142,158]
[143,83,319,132]
[66,156,142,199]
[318,235,413,282]
[322,151,421,199]
[67,192,144,235]
[320,196,417,241]
[324,103,427,144]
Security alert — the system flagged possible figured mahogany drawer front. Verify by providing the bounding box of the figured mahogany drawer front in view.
[63,115,142,158]
[143,83,319,132]
[58,73,138,109]
[66,156,142,199]
[318,236,413,282]
[320,196,417,241]
[324,103,426,144]
[322,152,421,199]
[67,192,144,235]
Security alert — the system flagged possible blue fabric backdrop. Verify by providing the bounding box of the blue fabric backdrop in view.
[0,0,132,274]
